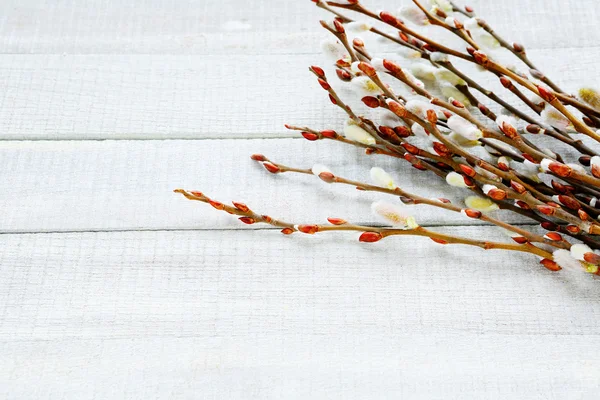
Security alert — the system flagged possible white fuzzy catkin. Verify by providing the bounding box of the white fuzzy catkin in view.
[447,116,482,141]
[320,39,348,61]
[446,172,468,188]
[344,121,377,145]
[571,244,593,261]
[464,196,499,212]
[553,250,584,272]
[371,201,418,229]
[370,167,396,189]
[399,6,429,26]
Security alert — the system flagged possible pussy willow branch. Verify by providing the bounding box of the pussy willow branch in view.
[258,156,571,250]
[319,1,598,157]
[323,0,600,145]
[174,189,556,262]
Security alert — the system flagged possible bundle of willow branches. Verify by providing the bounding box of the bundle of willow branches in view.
[177,0,600,276]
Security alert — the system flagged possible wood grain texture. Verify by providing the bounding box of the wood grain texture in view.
[0,229,598,398]
[0,48,598,140]
[2,0,600,398]
[0,138,546,233]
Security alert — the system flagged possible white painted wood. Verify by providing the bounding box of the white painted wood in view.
[0,138,544,233]
[0,0,596,54]
[0,48,598,140]
[0,229,598,398]
[2,0,600,398]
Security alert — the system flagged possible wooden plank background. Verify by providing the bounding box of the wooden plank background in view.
[1,0,599,398]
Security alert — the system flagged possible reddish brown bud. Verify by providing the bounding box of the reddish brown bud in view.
[327,217,347,225]
[521,153,536,163]
[422,43,436,52]
[466,47,476,56]
[464,209,482,219]
[261,215,272,223]
[540,259,561,271]
[251,154,267,162]
[382,59,402,75]
[498,159,509,171]
[238,217,255,225]
[357,62,377,77]
[320,129,337,138]
[451,99,465,108]
[399,32,409,42]
[352,37,364,48]
[310,65,325,77]
[438,198,451,204]
[548,161,572,178]
[459,164,476,177]
[526,124,541,134]
[465,5,474,13]
[432,142,451,157]
[578,209,590,221]
[548,201,561,208]
[333,19,345,33]
[318,171,336,183]
[302,132,319,141]
[541,221,558,231]
[399,196,415,204]
[551,180,568,194]
[356,186,366,191]
[359,231,384,243]
[578,155,592,166]
[335,58,351,68]
[232,202,249,212]
[442,110,453,119]
[488,188,508,201]
[512,43,524,53]
[317,78,331,90]
[529,69,544,80]
[281,227,294,235]
[263,162,280,174]
[189,191,203,198]
[209,200,224,210]
[478,103,491,115]
[335,69,352,82]
[394,126,411,138]
[565,225,581,235]
[537,85,556,102]
[512,236,528,244]
[362,96,380,108]
[379,11,402,27]
[536,205,556,216]
[558,195,581,210]
[329,94,337,105]
[402,143,420,155]
[500,76,512,89]
[592,164,600,179]
[472,51,488,64]
[544,232,562,241]
[583,117,597,127]
[515,200,531,210]
[387,100,407,117]
[431,238,448,245]
[298,224,319,234]
[510,180,526,194]
[426,109,438,125]
[500,121,519,140]
[584,252,600,265]
[463,175,475,187]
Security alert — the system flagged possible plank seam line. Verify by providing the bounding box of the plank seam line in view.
[0,222,542,236]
